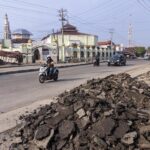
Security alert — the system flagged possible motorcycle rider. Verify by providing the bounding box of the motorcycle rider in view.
[46,55,54,76]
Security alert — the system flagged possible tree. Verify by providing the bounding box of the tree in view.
[135,47,146,57]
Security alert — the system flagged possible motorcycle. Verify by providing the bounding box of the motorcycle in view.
[39,64,59,83]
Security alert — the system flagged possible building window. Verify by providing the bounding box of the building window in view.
[92,46,95,49]
[80,45,84,49]
[73,51,77,58]
[34,49,40,61]
[102,52,104,57]
[72,43,77,48]
[107,46,111,49]
[106,52,108,57]
[93,52,95,57]
[87,51,90,58]
[81,51,84,58]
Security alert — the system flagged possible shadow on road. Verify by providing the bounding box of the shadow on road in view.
[108,63,135,67]
[45,77,84,83]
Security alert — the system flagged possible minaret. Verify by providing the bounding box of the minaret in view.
[4,14,11,39]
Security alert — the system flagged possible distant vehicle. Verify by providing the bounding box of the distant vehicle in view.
[108,54,126,66]
[144,55,150,60]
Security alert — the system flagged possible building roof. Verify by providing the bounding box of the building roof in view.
[97,40,115,46]
[12,29,32,35]
[63,23,78,32]
[54,31,92,36]
[123,47,136,56]
[124,47,136,52]
[42,23,97,40]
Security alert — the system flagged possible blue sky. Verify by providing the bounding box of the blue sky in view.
[0,0,150,47]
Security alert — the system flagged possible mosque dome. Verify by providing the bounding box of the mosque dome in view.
[12,29,32,43]
[12,29,32,35]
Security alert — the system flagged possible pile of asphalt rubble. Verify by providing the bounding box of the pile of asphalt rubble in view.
[10,73,150,150]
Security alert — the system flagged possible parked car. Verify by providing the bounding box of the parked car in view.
[108,54,126,66]
[144,55,150,60]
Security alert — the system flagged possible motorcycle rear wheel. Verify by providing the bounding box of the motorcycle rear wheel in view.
[53,74,58,81]
[39,75,45,83]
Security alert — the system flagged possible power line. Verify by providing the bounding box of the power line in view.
[81,1,125,21]
[0,4,50,15]
[4,0,57,11]
[0,1,58,16]
[137,0,150,13]
[76,0,112,16]
[0,1,143,46]
[69,14,135,46]
[69,0,133,27]
[142,0,150,10]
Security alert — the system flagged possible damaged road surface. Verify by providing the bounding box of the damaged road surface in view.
[2,72,150,150]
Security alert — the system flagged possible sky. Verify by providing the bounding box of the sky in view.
[0,0,150,47]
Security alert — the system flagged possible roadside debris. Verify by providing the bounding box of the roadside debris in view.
[138,71,150,85]
[6,73,150,149]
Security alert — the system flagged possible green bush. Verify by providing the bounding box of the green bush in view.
[135,47,146,57]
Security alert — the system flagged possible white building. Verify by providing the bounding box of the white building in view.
[41,23,98,62]
[115,44,124,52]
[43,23,98,47]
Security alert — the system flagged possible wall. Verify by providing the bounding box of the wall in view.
[2,39,12,48]
[45,34,98,47]
[12,34,30,39]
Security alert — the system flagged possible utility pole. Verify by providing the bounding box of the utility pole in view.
[56,30,59,63]
[109,28,114,54]
[58,8,67,62]
[128,23,132,47]
[52,29,59,63]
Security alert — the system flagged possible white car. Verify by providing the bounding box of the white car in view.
[144,55,150,60]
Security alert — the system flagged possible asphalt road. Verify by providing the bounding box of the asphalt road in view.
[0,60,149,113]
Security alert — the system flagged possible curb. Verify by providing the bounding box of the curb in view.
[0,64,39,69]
[0,63,93,75]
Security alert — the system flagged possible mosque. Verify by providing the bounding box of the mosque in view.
[0,14,33,63]
[0,14,114,64]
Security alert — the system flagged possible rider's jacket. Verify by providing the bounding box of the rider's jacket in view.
[47,58,54,67]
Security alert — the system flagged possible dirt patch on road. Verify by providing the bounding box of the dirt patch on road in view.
[1,72,150,150]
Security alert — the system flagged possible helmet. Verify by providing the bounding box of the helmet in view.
[47,55,51,59]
